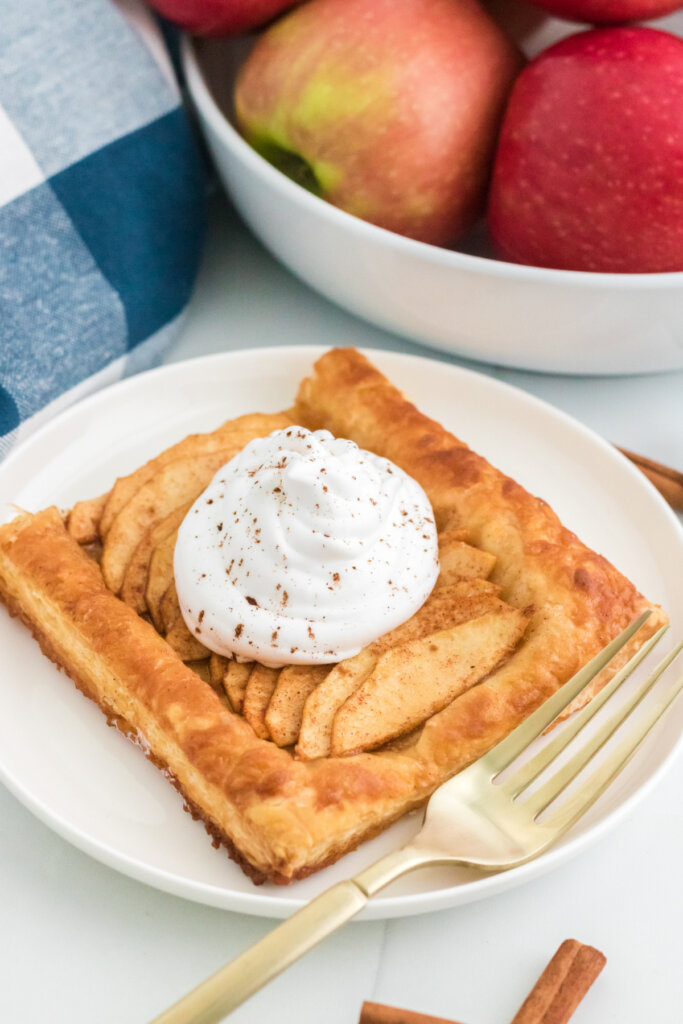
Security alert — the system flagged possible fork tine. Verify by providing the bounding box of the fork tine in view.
[477,609,652,777]
[501,624,669,799]
[525,640,683,822]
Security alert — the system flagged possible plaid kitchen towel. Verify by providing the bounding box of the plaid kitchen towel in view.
[0,0,206,459]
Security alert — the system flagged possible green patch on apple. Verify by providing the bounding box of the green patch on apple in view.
[247,136,324,196]
[242,70,392,197]
[294,72,393,130]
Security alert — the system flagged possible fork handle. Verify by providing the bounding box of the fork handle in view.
[149,846,430,1024]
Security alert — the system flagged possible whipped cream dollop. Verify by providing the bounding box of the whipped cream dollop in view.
[174,427,439,667]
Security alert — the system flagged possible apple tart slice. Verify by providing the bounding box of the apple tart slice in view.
[0,348,666,885]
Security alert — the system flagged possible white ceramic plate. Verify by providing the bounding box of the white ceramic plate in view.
[1,346,681,920]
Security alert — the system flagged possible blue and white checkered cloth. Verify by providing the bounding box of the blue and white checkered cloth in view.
[0,0,206,459]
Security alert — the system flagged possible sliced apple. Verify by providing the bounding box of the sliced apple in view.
[371,578,501,654]
[296,651,375,760]
[159,581,181,634]
[296,579,506,760]
[99,412,293,538]
[67,492,109,545]
[331,607,528,756]
[209,653,231,687]
[145,529,179,632]
[223,659,253,714]
[101,449,239,595]
[243,664,280,740]
[120,501,191,613]
[437,531,496,584]
[266,664,330,748]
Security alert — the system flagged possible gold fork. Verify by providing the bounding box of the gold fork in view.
[151,610,682,1024]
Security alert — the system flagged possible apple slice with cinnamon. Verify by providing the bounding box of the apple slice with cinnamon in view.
[332,607,529,756]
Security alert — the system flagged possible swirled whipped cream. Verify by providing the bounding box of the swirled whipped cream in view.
[174,427,439,667]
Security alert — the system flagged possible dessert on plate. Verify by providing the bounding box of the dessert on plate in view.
[0,348,666,884]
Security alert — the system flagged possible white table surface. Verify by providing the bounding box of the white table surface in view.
[2,193,682,1024]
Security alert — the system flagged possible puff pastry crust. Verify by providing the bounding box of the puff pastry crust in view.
[0,348,666,884]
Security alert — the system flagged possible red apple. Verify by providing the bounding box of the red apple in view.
[516,0,682,25]
[234,0,522,246]
[146,0,299,36]
[487,27,683,273]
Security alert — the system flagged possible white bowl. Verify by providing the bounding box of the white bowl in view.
[181,13,683,375]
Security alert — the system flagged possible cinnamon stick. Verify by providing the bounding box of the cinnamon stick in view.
[359,1002,465,1024]
[510,939,606,1024]
[617,447,683,511]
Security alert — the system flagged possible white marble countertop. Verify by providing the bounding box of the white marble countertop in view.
[2,195,682,1024]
